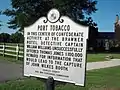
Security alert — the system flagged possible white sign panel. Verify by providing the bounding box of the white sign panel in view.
[24,9,89,86]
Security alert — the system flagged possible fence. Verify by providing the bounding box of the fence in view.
[0,43,24,60]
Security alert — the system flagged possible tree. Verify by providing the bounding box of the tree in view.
[0,33,10,43]
[0,21,1,26]
[82,17,98,50]
[0,11,2,28]
[10,32,24,43]
[3,0,97,31]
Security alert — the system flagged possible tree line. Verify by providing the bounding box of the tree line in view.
[0,32,24,43]
[0,0,98,48]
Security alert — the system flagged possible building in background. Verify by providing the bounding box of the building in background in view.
[96,32,115,51]
[89,15,120,52]
[114,15,120,43]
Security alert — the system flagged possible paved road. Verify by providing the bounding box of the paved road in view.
[0,60,23,82]
[87,59,120,70]
[0,59,120,82]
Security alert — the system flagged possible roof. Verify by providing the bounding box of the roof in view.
[97,32,115,39]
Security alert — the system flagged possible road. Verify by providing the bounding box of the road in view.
[0,60,23,82]
[87,59,120,70]
[0,59,120,82]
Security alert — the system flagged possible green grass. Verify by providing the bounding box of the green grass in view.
[87,53,120,62]
[58,66,120,89]
[111,53,120,59]
[0,55,23,64]
[0,66,120,90]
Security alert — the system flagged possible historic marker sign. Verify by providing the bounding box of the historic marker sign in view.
[24,9,89,86]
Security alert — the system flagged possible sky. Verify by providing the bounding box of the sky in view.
[0,0,120,34]
[92,0,120,32]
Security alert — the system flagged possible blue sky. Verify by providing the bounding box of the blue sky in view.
[0,0,120,34]
[92,0,120,32]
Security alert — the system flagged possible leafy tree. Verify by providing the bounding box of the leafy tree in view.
[3,0,97,31]
[83,17,98,50]
[0,11,2,28]
[0,21,1,26]
[10,32,24,43]
[0,33,10,43]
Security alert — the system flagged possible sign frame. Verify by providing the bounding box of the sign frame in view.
[24,8,89,86]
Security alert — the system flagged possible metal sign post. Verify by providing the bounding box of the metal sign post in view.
[46,77,55,90]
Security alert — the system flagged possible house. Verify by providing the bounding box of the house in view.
[89,15,120,51]
[96,32,115,50]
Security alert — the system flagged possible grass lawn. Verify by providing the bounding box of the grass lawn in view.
[0,66,120,90]
[0,54,23,64]
[87,53,120,62]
